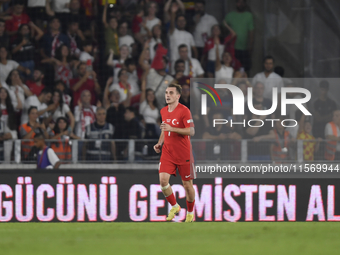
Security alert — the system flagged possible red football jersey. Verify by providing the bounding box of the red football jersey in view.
[160,103,194,165]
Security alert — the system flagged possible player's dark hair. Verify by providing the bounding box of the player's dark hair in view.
[263,55,274,64]
[28,106,38,115]
[168,83,182,95]
[178,44,188,51]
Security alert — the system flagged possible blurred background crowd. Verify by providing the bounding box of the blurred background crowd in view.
[0,0,339,163]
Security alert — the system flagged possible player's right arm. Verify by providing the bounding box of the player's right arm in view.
[154,130,164,153]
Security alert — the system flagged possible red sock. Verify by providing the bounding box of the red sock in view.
[186,200,195,212]
[165,193,177,206]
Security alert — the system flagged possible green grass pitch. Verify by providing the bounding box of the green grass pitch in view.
[0,223,339,255]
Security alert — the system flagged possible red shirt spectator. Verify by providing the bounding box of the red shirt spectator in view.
[26,70,45,96]
[5,2,30,37]
[70,63,101,109]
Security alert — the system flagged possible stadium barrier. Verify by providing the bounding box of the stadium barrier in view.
[3,139,337,165]
[0,170,340,222]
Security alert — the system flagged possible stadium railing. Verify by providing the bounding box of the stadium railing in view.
[1,139,336,166]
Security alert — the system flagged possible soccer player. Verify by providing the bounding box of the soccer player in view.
[153,84,196,222]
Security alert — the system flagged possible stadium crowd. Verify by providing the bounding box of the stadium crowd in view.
[0,0,339,163]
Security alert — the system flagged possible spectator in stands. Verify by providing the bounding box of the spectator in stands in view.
[4,69,32,111]
[20,106,49,160]
[109,69,132,104]
[107,45,130,83]
[67,0,91,37]
[140,72,160,139]
[192,0,218,59]
[138,40,152,74]
[118,21,135,53]
[0,19,9,49]
[21,88,52,125]
[179,84,190,109]
[125,58,140,97]
[51,45,77,87]
[313,80,337,139]
[132,5,145,44]
[74,89,96,138]
[11,22,44,77]
[79,40,95,66]
[175,44,204,78]
[173,59,190,87]
[215,39,234,83]
[246,99,273,161]
[54,80,72,107]
[202,111,242,160]
[102,3,119,57]
[34,133,61,169]
[149,24,166,61]
[0,87,17,162]
[0,46,31,83]
[27,0,48,29]
[163,0,185,27]
[46,0,71,25]
[41,17,70,60]
[26,69,45,96]
[67,19,85,58]
[297,113,321,161]
[169,5,197,69]
[325,110,340,161]
[124,106,142,139]
[50,117,79,161]
[48,89,75,129]
[248,82,273,115]
[70,62,101,109]
[143,45,173,108]
[252,56,284,99]
[102,77,126,138]
[224,0,254,74]
[140,2,161,38]
[84,107,116,161]
[5,0,30,37]
[0,110,16,161]
[0,87,17,132]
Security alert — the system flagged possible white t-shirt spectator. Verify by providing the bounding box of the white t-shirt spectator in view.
[193,14,218,47]
[179,58,204,77]
[215,66,233,84]
[109,83,131,103]
[146,68,173,108]
[21,95,48,124]
[325,122,340,151]
[208,44,224,61]
[169,28,195,63]
[139,100,159,124]
[79,51,94,64]
[119,35,135,53]
[128,71,140,96]
[51,0,70,13]
[27,0,45,7]
[51,103,71,121]
[74,105,97,138]
[0,60,19,83]
[252,72,284,99]
[2,83,29,111]
[141,17,160,34]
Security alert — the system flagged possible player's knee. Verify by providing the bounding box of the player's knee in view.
[182,181,193,191]
[160,179,169,188]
